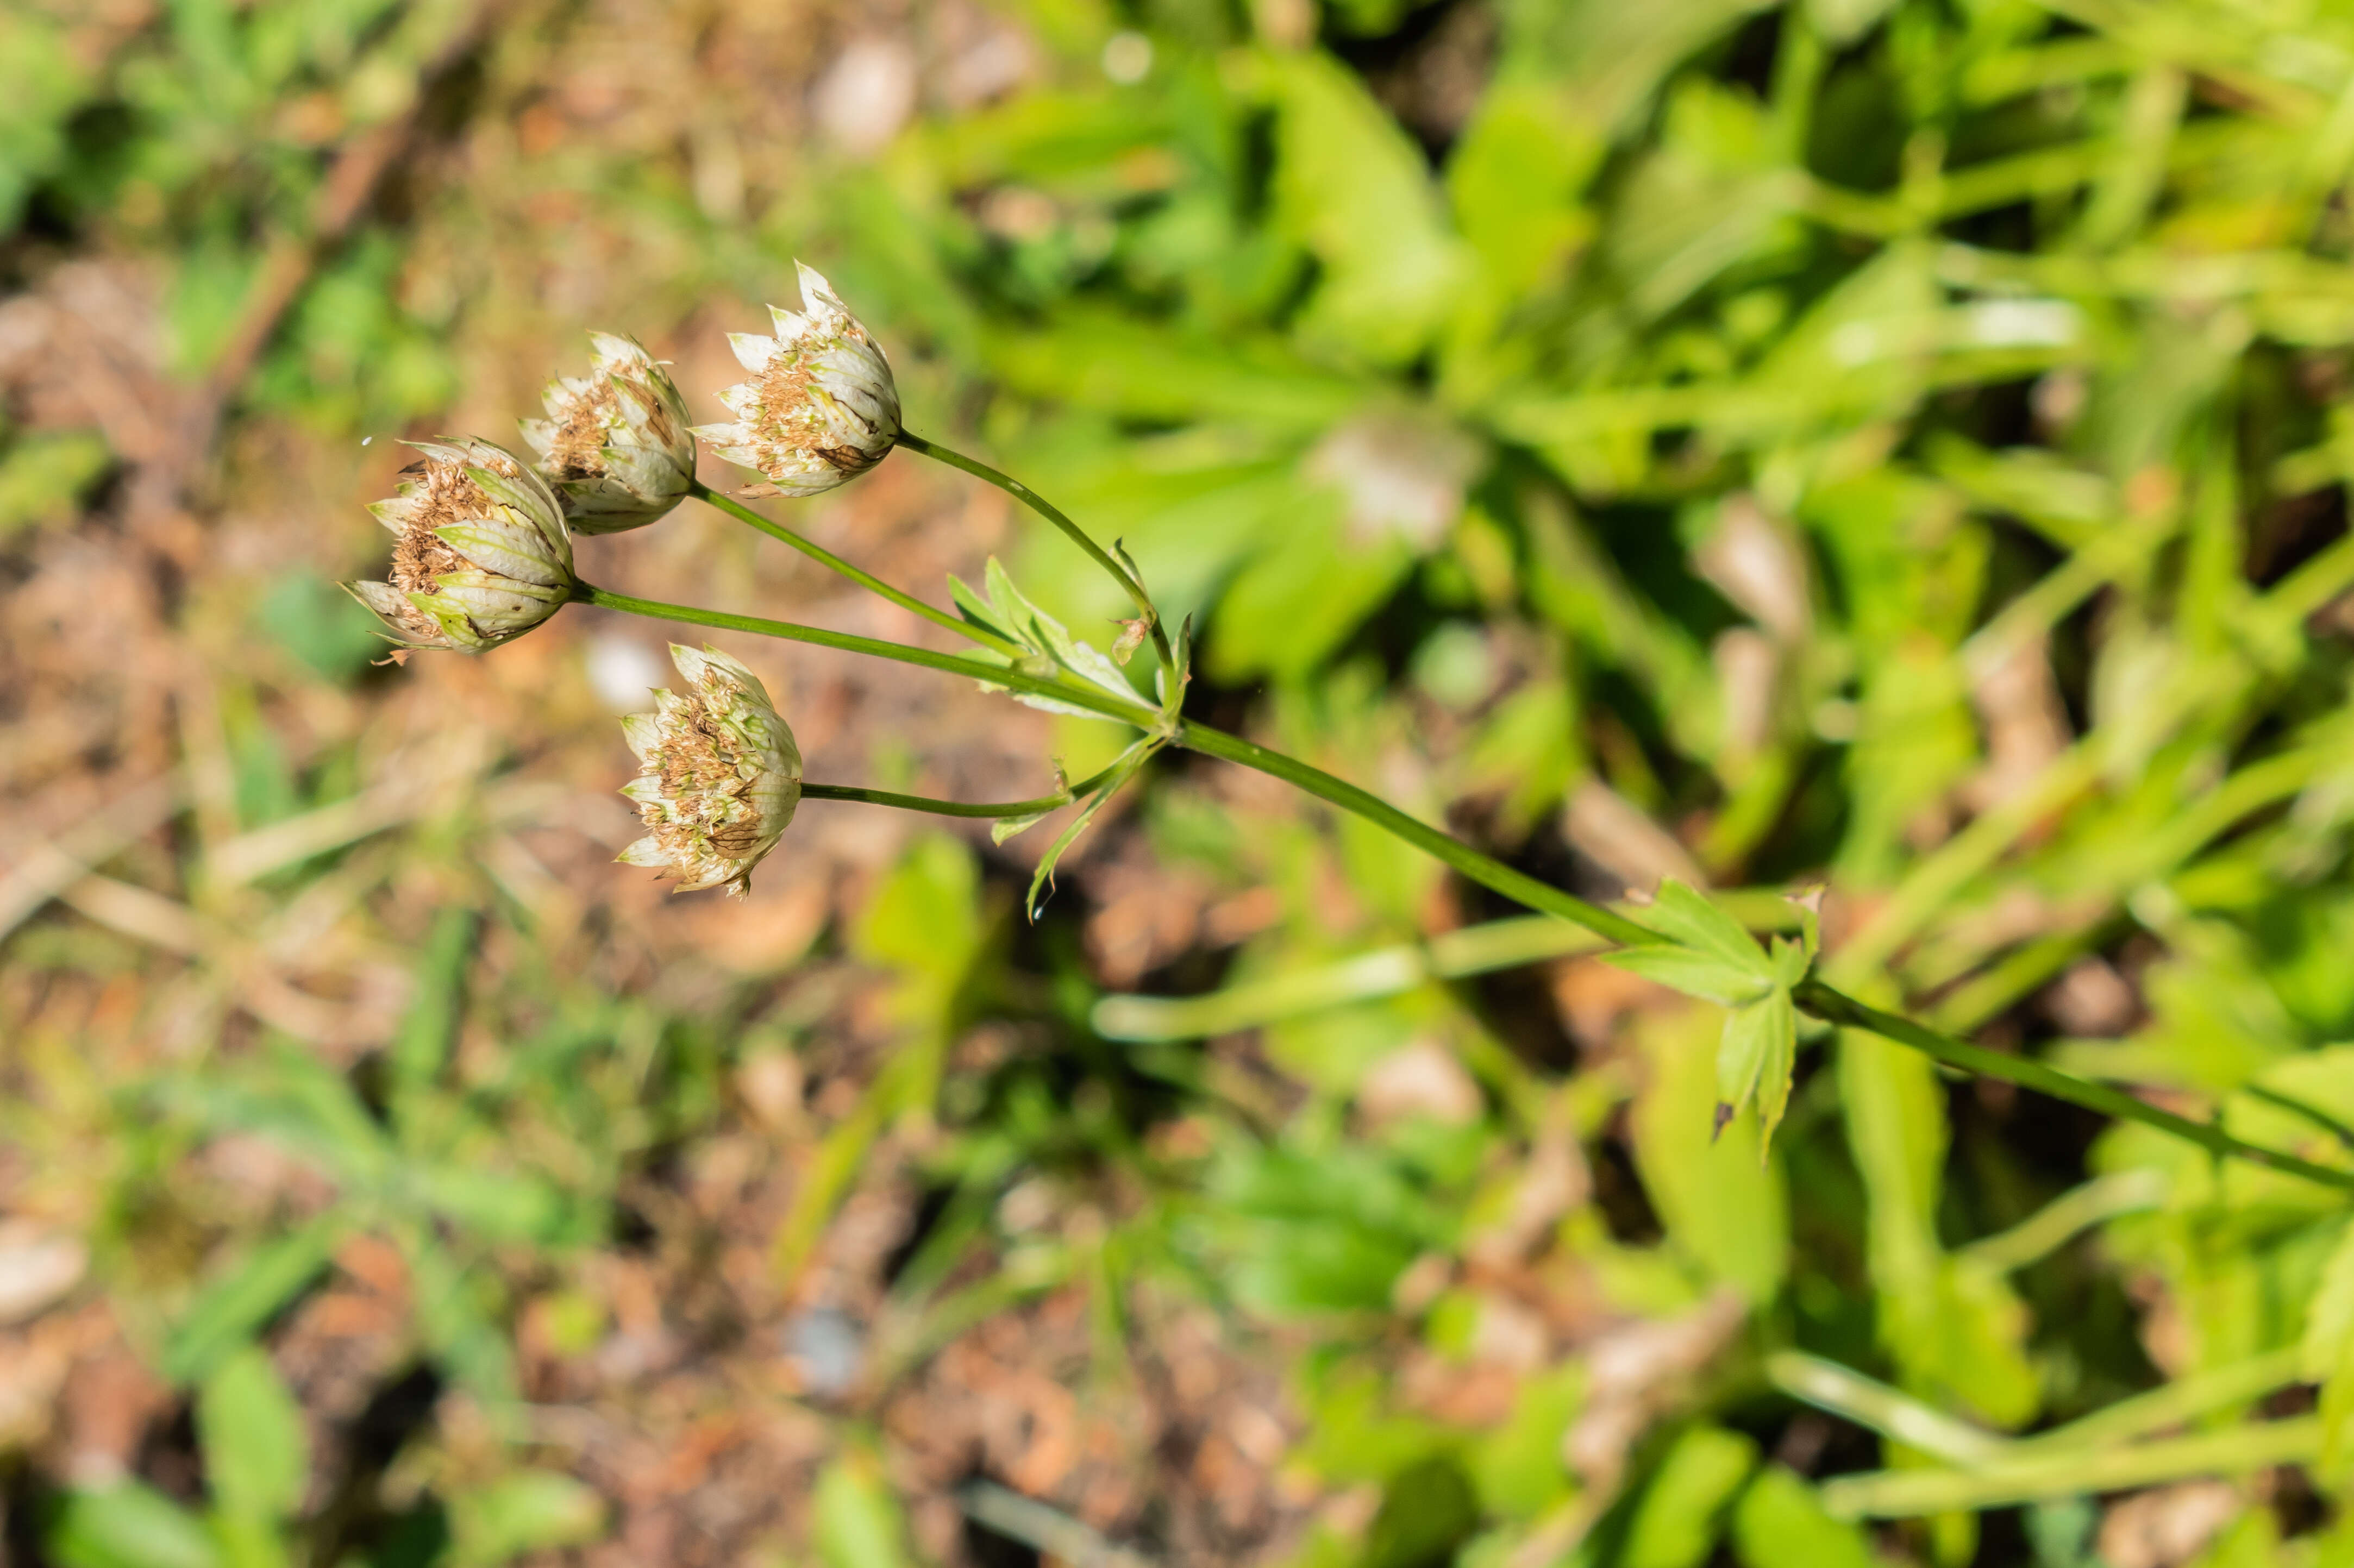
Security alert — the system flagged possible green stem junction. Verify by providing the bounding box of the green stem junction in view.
[894,430,1177,676]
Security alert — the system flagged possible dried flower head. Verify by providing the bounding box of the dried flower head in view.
[694,261,900,497]
[344,438,573,650]
[618,644,803,896]
[521,332,696,532]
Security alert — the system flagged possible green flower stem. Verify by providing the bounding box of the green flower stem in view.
[800,768,1117,820]
[580,581,2354,1195]
[1172,720,1668,948]
[1791,979,2354,1194]
[575,584,1156,726]
[687,479,1021,658]
[1172,720,2354,1194]
[894,430,1178,675]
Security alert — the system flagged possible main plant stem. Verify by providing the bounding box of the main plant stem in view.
[894,430,1178,676]
[1175,725,2354,1195]
[583,584,2354,1196]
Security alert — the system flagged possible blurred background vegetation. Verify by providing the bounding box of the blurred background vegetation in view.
[12,0,2354,1563]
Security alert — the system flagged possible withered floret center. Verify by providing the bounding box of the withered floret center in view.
[750,357,874,476]
[642,707,767,859]
[545,380,618,480]
[387,461,492,637]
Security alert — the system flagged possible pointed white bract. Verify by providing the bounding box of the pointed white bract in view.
[617,644,803,897]
[520,332,696,532]
[693,261,900,497]
[343,437,573,651]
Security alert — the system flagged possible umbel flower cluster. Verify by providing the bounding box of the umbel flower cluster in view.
[335,256,2354,1195]
[345,264,894,896]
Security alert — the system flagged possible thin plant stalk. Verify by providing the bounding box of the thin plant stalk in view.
[688,479,1021,658]
[802,767,1118,820]
[1173,720,1662,948]
[894,430,1177,674]
[575,582,2354,1197]
[575,584,1155,726]
[1792,980,2354,1193]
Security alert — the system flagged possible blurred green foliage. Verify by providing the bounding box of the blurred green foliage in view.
[22,0,2354,1562]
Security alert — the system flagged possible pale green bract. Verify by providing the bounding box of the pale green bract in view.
[947,556,1146,725]
[521,331,696,532]
[695,261,901,498]
[617,644,803,898]
[343,436,573,651]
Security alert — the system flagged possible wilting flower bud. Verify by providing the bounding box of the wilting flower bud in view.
[345,438,573,650]
[617,644,803,896]
[694,261,900,497]
[521,332,695,532]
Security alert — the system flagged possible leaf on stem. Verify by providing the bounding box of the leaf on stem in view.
[1024,738,1157,918]
[1603,879,1806,1152]
[1718,984,1798,1150]
[947,558,1143,722]
[1156,612,1195,711]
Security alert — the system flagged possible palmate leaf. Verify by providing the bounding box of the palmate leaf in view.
[1603,880,1776,1005]
[1643,880,1774,974]
[1718,986,1798,1150]
[946,557,1143,723]
[1605,881,1805,1150]
[1605,944,1774,1008]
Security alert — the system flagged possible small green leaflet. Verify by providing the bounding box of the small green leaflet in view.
[1024,736,1159,919]
[948,558,1143,723]
[1604,880,1818,1152]
[990,761,1070,845]
[1604,882,1776,1006]
[1109,538,1155,666]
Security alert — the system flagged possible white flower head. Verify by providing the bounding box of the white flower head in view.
[521,332,696,532]
[344,437,573,650]
[693,261,900,497]
[617,644,803,896]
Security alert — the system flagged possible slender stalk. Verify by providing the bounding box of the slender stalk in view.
[895,429,1177,674]
[1792,979,2354,1194]
[802,766,1117,820]
[687,479,1020,657]
[1173,720,1664,948]
[575,584,1156,726]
